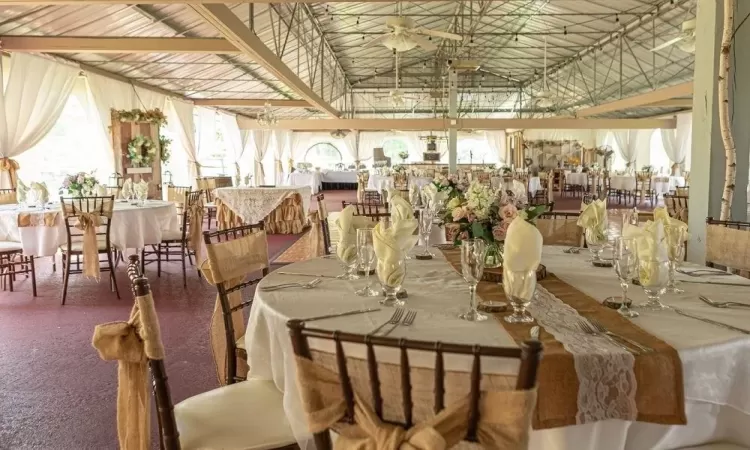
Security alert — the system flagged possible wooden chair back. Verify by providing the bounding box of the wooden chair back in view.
[675,186,689,197]
[363,190,382,204]
[167,186,191,214]
[705,217,750,277]
[663,194,688,222]
[342,201,389,218]
[202,222,268,383]
[0,188,16,205]
[60,195,115,251]
[179,190,204,242]
[316,194,331,255]
[287,320,542,450]
[536,211,583,246]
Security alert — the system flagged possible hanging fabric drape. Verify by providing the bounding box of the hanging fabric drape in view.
[219,112,250,185]
[273,130,290,185]
[166,98,200,185]
[661,114,692,175]
[402,132,422,162]
[485,131,507,165]
[612,130,640,169]
[343,131,360,165]
[287,132,302,172]
[252,129,272,186]
[0,54,79,189]
[133,86,166,111]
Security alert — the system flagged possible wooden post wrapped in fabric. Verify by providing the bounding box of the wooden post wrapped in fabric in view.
[111,109,165,199]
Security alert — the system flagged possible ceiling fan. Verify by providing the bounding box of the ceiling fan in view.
[649,19,696,53]
[363,16,463,53]
[533,37,558,109]
[375,51,422,107]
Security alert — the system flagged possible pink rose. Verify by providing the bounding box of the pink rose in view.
[492,221,510,241]
[452,207,467,221]
[458,231,469,241]
[501,204,518,221]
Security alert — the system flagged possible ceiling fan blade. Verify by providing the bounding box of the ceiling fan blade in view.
[650,35,685,52]
[362,34,391,48]
[412,27,463,41]
[407,33,438,51]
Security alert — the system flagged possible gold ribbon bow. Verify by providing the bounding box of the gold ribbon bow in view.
[0,157,20,189]
[91,295,164,450]
[296,356,536,450]
[75,212,103,280]
[186,202,205,263]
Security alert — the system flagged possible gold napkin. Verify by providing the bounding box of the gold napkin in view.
[334,205,374,262]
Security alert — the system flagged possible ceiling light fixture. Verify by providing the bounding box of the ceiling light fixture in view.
[257,102,277,127]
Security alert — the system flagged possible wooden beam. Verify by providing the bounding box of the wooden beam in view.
[0,36,239,54]
[0,0,400,4]
[190,4,338,117]
[237,117,677,131]
[645,98,693,108]
[576,82,694,117]
[193,98,311,108]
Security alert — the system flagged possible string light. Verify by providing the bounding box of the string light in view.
[615,14,620,23]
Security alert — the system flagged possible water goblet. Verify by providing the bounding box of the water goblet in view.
[458,239,488,322]
[636,258,671,310]
[335,243,360,280]
[585,227,607,263]
[355,228,379,297]
[613,237,639,318]
[417,208,435,258]
[503,269,536,323]
[666,226,685,294]
[377,258,407,307]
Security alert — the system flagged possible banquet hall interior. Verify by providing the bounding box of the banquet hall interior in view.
[1,0,750,449]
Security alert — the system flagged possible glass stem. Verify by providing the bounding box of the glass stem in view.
[469,284,477,311]
[364,265,370,287]
[619,282,629,311]
[668,261,676,286]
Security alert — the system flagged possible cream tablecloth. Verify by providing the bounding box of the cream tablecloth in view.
[0,201,179,256]
[286,172,322,194]
[246,246,750,450]
[214,186,312,225]
[366,174,432,192]
[321,170,357,184]
[610,175,686,195]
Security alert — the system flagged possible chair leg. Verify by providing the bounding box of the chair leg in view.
[181,243,187,288]
[52,255,56,273]
[157,244,162,277]
[61,254,71,305]
[107,251,120,300]
[29,256,37,297]
[140,249,146,275]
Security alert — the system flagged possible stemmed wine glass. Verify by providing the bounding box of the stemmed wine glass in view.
[585,227,608,263]
[458,239,488,322]
[377,258,406,307]
[666,225,685,294]
[613,237,639,318]
[416,208,435,258]
[355,228,379,297]
[335,242,360,281]
[503,269,537,323]
[636,258,671,310]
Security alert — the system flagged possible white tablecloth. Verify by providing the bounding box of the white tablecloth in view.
[610,176,686,195]
[214,186,312,225]
[321,171,357,184]
[366,175,432,192]
[286,172,322,194]
[566,173,589,187]
[246,246,750,449]
[0,201,179,257]
[528,176,542,194]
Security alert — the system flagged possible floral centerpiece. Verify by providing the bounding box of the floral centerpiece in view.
[127,135,158,167]
[60,172,99,197]
[432,173,467,200]
[398,150,409,163]
[443,180,547,267]
[500,166,512,175]
[392,164,407,174]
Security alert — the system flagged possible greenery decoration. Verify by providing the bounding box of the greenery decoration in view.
[159,135,172,163]
[112,108,167,125]
[127,135,157,167]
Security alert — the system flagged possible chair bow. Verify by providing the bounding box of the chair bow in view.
[92,295,164,450]
[0,157,20,189]
[75,212,103,280]
[186,202,205,263]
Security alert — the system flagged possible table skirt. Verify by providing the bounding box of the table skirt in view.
[215,195,306,235]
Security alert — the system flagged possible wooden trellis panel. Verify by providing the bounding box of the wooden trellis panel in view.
[111,113,162,199]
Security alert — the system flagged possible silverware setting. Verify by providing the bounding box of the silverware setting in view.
[260,279,322,291]
[576,317,651,354]
[678,279,750,287]
[677,268,732,277]
[382,310,417,337]
[300,308,381,322]
[276,271,340,279]
[563,247,582,254]
[674,309,750,334]
[369,308,404,335]
[699,295,750,309]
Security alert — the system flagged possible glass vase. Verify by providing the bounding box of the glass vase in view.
[484,241,503,269]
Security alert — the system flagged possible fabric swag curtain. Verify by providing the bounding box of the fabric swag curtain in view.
[166,98,200,185]
[273,130,290,185]
[660,114,692,175]
[612,130,640,169]
[220,113,251,185]
[252,129,272,186]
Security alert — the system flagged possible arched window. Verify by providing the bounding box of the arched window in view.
[304,142,342,167]
[382,139,409,163]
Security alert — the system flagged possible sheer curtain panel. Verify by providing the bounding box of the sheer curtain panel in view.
[273,130,290,185]
[343,130,360,164]
[220,112,250,185]
[0,54,79,189]
[612,130,640,169]
[485,131,507,165]
[661,114,692,175]
[166,98,199,185]
[252,129,272,186]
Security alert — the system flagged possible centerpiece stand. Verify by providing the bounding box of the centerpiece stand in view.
[111,109,165,199]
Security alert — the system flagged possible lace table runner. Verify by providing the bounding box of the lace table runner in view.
[214,187,307,225]
[439,248,686,430]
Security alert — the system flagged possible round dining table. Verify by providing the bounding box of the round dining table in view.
[246,246,750,450]
[0,200,179,256]
[610,175,686,196]
[366,174,432,192]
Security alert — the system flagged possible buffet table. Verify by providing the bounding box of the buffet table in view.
[0,201,178,256]
[246,246,750,449]
[366,174,432,192]
[610,175,686,196]
[213,186,311,234]
[286,172,322,194]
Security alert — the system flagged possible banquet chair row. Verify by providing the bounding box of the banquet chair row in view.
[0,188,37,296]
[342,200,389,218]
[196,176,232,230]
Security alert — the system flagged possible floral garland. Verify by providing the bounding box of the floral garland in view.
[112,108,167,125]
[127,135,157,167]
[159,135,172,163]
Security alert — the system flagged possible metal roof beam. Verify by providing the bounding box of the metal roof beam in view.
[194,98,311,107]
[190,3,339,117]
[0,36,239,53]
[575,81,693,117]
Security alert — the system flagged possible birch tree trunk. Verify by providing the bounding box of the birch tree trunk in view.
[719,0,737,220]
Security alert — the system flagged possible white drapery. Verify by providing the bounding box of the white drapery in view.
[358,132,387,162]
[288,132,302,171]
[661,114,692,175]
[402,131,422,162]
[252,129,272,186]
[343,131,360,163]
[195,107,217,165]
[273,130,290,185]
[166,98,199,185]
[0,54,79,189]
[220,112,250,185]
[485,131,507,165]
[612,130,640,168]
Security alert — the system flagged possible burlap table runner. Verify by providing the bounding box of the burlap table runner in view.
[439,248,686,430]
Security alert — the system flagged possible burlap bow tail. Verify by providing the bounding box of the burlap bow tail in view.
[75,212,103,280]
[186,202,205,262]
[91,294,165,450]
[0,157,20,189]
[296,356,536,450]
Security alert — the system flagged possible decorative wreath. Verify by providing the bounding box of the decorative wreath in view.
[127,135,157,167]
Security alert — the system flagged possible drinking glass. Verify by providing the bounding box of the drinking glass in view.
[613,237,639,318]
[335,243,360,280]
[666,226,685,294]
[585,227,607,262]
[458,239,488,322]
[636,258,671,310]
[355,228,379,297]
[417,208,435,257]
[503,269,536,323]
[377,258,406,307]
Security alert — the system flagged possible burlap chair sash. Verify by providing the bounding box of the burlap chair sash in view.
[74,212,104,280]
[0,157,19,189]
[199,231,269,384]
[17,211,59,227]
[308,211,326,259]
[0,190,16,205]
[295,356,536,450]
[535,218,582,246]
[706,224,750,272]
[91,292,165,450]
[185,201,205,262]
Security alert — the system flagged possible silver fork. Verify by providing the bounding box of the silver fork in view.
[369,308,404,335]
[260,278,322,291]
[382,310,417,337]
[585,318,652,353]
[699,295,750,309]
[576,318,641,354]
[677,268,731,277]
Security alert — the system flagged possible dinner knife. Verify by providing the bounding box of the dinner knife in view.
[674,309,750,334]
[300,308,381,322]
[678,279,750,287]
[276,271,339,279]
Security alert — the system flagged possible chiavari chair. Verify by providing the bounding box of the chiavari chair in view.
[167,185,192,216]
[634,172,656,206]
[705,217,750,278]
[664,194,689,223]
[0,188,16,205]
[536,211,583,247]
[342,201,389,218]
[0,241,36,297]
[316,194,331,255]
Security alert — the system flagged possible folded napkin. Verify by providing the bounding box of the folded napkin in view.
[653,206,688,257]
[94,184,108,197]
[334,205,375,263]
[16,179,27,204]
[29,181,49,205]
[386,186,401,204]
[576,199,608,238]
[421,183,447,210]
[502,217,543,299]
[623,220,669,284]
[390,195,417,225]
[408,183,420,205]
[134,180,149,199]
[121,179,133,199]
[373,221,418,285]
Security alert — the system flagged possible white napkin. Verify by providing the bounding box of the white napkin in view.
[577,199,608,236]
[334,205,374,263]
[95,184,108,197]
[16,179,27,204]
[390,195,416,224]
[421,183,447,210]
[121,179,133,199]
[502,217,543,299]
[134,180,149,198]
[408,183,420,205]
[373,221,418,285]
[29,182,49,204]
[386,186,401,204]
[653,206,688,255]
[623,220,669,285]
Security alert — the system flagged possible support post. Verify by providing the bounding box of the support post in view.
[448,68,458,173]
